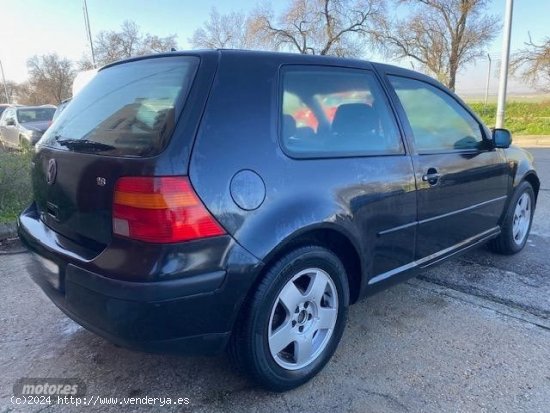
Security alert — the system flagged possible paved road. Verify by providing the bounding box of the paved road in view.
[1,149,549,413]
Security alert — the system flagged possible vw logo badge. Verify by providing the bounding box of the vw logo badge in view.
[47,159,57,185]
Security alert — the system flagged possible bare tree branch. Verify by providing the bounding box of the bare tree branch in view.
[189,7,261,50]
[253,0,386,58]
[80,20,178,68]
[377,0,498,90]
[21,54,75,105]
[511,34,550,92]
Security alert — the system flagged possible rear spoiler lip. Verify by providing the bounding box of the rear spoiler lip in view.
[100,50,220,72]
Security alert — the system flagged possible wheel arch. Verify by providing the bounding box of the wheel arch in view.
[522,172,540,203]
[507,145,540,203]
[257,223,364,305]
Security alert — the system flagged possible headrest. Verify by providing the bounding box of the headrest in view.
[282,114,297,139]
[331,103,379,136]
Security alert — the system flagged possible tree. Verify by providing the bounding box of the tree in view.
[189,8,259,49]
[22,54,75,105]
[377,0,498,90]
[251,0,386,57]
[81,20,178,68]
[511,35,550,92]
[0,81,19,104]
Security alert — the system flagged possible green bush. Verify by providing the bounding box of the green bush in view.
[0,148,33,224]
[469,101,550,135]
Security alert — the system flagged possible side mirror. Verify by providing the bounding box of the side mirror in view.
[6,118,15,126]
[492,128,512,148]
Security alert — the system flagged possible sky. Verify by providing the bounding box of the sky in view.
[1,0,549,97]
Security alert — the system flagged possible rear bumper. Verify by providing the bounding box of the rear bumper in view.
[19,205,263,355]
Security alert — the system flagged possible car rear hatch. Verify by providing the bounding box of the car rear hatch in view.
[31,54,214,253]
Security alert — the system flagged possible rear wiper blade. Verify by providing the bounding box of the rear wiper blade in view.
[56,138,116,152]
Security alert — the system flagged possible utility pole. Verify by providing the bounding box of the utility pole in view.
[496,0,514,129]
[484,53,492,114]
[0,59,9,104]
[83,0,96,68]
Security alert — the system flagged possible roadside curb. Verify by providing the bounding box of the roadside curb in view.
[513,135,550,148]
[0,222,17,241]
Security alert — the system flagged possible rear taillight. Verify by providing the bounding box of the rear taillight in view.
[113,176,225,243]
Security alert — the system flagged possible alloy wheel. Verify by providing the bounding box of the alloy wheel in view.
[512,192,531,246]
[268,268,338,370]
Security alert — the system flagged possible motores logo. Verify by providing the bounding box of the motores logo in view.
[13,378,86,396]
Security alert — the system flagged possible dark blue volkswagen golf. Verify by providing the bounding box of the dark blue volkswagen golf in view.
[19,50,539,391]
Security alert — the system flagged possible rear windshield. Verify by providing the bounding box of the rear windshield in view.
[17,108,55,123]
[41,56,199,157]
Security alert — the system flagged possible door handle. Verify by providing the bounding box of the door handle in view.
[422,168,441,185]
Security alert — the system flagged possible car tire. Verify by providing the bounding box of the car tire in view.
[229,245,349,392]
[489,181,535,255]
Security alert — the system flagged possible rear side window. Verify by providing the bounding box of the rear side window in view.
[389,76,484,152]
[42,56,199,157]
[280,66,403,158]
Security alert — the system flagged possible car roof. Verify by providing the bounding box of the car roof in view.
[102,49,376,71]
[100,49,446,92]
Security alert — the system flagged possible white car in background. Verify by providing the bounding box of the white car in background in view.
[72,69,98,96]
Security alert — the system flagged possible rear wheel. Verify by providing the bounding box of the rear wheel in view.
[489,181,535,254]
[229,246,349,391]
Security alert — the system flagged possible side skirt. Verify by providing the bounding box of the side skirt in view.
[362,227,500,297]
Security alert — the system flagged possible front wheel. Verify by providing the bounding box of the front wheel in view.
[489,181,535,254]
[230,246,349,392]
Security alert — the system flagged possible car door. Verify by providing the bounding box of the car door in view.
[385,74,508,260]
[2,108,17,146]
[0,108,14,145]
[0,109,6,142]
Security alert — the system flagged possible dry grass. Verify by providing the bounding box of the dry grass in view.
[0,146,33,224]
